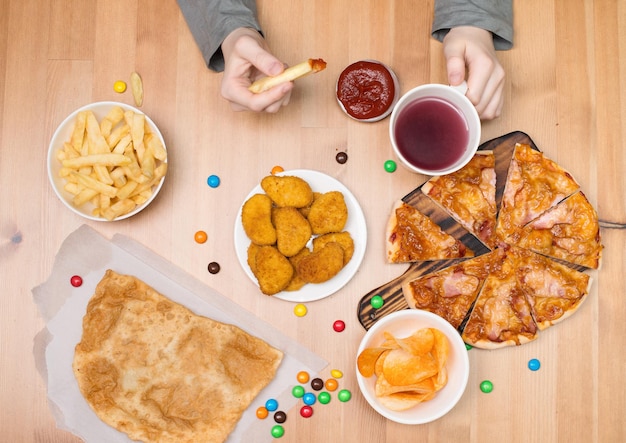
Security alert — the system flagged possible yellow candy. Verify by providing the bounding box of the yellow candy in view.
[330,369,343,379]
[294,303,307,317]
[113,80,127,93]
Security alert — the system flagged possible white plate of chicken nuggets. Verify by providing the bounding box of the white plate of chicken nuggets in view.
[235,169,367,302]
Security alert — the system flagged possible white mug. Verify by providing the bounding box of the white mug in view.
[389,83,481,176]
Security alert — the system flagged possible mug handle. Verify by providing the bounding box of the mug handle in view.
[450,81,468,95]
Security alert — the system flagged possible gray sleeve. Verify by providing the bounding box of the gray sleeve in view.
[177,0,263,72]
[432,0,513,50]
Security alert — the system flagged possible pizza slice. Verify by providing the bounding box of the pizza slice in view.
[386,201,474,263]
[515,247,592,330]
[402,251,497,329]
[511,191,603,269]
[422,151,497,249]
[496,143,580,243]
[461,247,538,349]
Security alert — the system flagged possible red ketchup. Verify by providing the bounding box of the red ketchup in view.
[337,60,397,121]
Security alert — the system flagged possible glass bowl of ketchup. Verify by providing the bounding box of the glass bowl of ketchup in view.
[336,60,400,122]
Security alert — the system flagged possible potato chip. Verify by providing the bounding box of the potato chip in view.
[357,347,389,378]
[357,327,450,411]
[382,349,438,386]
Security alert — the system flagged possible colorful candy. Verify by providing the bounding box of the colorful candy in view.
[271,425,285,438]
[207,174,220,188]
[370,295,384,309]
[296,371,310,384]
[273,411,287,424]
[302,392,316,406]
[265,398,278,412]
[465,343,473,350]
[335,152,348,164]
[528,358,541,371]
[318,392,331,404]
[271,165,284,175]
[113,80,127,93]
[256,406,269,419]
[207,262,220,274]
[330,369,343,379]
[332,320,346,332]
[337,389,352,402]
[384,160,397,173]
[194,230,208,244]
[294,303,307,317]
[292,385,305,398]
[300,405,314,418]
[70,275,83,287]
[325,378,338,391]
[480,380,493,393]
[310,378,324,391]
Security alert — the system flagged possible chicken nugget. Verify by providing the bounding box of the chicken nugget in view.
[261,175,314,208]
[274,207,312,257]
[296,242,345,284]
[242,193,276,245]
[247,242,261,274]
[285,247,311,291]
[299,192,321,218]
[307,191,348,235]
[253,246,294,295]
[312,231,354,265]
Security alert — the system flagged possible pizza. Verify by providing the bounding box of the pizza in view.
[402,251,496,329]
[421,151,497,248]
[390,141,603,349]
[73,270,283,443]
[461,246,590,348]
[496,143,580,243]
[386,201,474,263]
[511,191,602,269]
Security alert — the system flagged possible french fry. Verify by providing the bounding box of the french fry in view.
[61,153,132,169]
[70,111,87,152]
[56,107,167,220]
[103,199,136,221]
[248,58,327,93]
[144,132,167,161]
[130,72,144,107]
[100,106,125,138]
[71,171,118,198]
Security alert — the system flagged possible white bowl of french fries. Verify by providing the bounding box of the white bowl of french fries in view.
[48,102,168,221]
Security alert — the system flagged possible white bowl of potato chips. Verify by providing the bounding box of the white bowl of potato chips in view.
[47,102,167,221]
[356,310,469,424]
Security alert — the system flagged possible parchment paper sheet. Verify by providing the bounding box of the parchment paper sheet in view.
[33,225,327,442]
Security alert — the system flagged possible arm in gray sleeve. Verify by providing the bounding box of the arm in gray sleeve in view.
[432,0,513,50]
[177,0,262,72]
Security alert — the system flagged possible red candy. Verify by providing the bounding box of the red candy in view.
[70,275,83,287]
[333,320,345,332]
[300,405,313,418]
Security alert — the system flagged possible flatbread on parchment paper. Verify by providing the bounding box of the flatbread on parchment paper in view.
[73,270,283,443]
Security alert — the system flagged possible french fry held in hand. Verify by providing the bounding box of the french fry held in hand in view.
[56,107,167,220]
[248,58,327,93]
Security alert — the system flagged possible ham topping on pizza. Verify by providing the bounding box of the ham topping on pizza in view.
[386,201,474,263]
[496,143,580,244]
[422,151,497,249]
[512,191,602,269]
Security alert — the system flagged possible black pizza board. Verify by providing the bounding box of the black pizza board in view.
[357,131,540,330]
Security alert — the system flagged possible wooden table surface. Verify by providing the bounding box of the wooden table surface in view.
[1,0,625,442]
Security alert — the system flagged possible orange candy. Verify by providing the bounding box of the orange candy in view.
[296,371,310,384]
[271,165,284,175]
[194,230,208,244]
[256,406,269,419]
[325,378,339,391]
